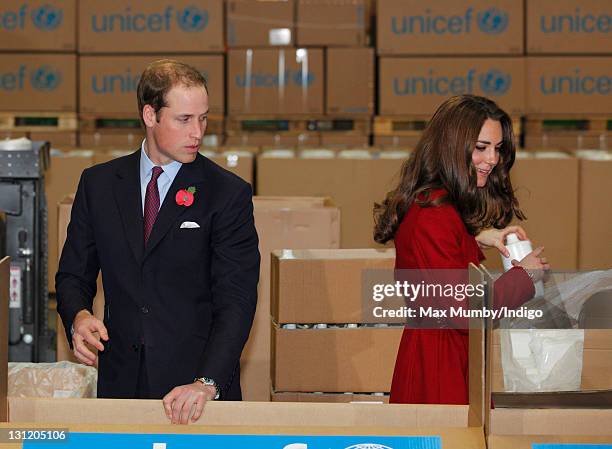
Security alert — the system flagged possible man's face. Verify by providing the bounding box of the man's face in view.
[144,83,209,165]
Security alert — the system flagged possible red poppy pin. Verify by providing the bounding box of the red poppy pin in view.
[176,186,196,207]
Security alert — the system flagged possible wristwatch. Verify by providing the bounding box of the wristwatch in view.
[194,377,220,400]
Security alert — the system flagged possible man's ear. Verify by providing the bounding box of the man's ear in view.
[142,105,157,128]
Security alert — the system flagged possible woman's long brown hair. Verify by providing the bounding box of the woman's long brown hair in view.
[373,95,525,244]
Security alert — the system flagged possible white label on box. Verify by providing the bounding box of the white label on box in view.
[9,265,22,309]
[270,28,292,45]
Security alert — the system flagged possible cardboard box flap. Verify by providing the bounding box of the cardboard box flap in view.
[493,390,612,409]
[253,197,336,209]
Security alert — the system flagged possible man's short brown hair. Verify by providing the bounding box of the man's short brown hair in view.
[137,59,208,125]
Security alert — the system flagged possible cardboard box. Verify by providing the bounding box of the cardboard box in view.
[257,153,406,248]
[326,47,374,115]
[524,133,609,151]
[578,153,612,270]
[46,151,94,293]
[527,57,612,114]
[527,0,612,55]
[228,48,324,115]
[374,134,419,149]
[481,153,579,271]
[0,53,76,111]
[0,1,76,51]
[225,133,321,147]
[271,391,390,403]
[377,0,523,56]
[296,0,368,46]
[320,133,370,148]
[241,198,340,401]
[78,0,223,53]
[227,0,294,47]
[272,325,404,392]
[379,57,526,116]
[271,249,395,324]
[79,55,225,115]
[30,132,78,147]
[207,151,254,185]
[0,257,8,421]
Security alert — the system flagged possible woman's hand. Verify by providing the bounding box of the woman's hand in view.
[511,246,550,283]
[475,225,528,257]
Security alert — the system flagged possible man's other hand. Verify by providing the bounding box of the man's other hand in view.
[162,382,217,424]
[71,309,108,366]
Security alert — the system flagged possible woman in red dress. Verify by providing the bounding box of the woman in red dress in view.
[374,95,550,405]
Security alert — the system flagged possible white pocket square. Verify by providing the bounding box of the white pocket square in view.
[180,221,200,229]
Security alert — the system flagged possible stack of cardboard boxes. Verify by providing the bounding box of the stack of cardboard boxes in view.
[523,0,612,150]
[375,0,525,149]
[77,0,225,148]
[0,0,77,145]
[225,0,374,148]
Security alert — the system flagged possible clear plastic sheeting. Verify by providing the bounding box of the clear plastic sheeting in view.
[500,329,584,393]
[8,361,97,398]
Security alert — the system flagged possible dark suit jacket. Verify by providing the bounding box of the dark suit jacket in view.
[56,150,260,400]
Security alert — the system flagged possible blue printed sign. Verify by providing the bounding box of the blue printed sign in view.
[24,433,442,449]
[533,445,612,449]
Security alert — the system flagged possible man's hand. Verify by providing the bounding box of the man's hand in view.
[162,382,217,424]
[71,309,108,366]
[512,246,551,283]
[475,225,528,257]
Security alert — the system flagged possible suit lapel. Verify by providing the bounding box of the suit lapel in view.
[113,150,144,264]
[143,155,206,261]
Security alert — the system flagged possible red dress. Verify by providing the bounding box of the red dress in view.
[389,191,534,405]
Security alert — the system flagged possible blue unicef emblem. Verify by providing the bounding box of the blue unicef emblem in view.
[479,69,511,95]
[345,445,394,449]
[477,7,508,34]
[30,66,62,91]
[177,6,208,32]
[31,4,63,31]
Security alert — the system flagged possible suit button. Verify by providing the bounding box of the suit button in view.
[141,306,149,314]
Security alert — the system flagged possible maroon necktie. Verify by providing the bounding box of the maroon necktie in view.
[143,166,163,245]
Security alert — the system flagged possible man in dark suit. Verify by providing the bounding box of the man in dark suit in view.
[56,60,260,424]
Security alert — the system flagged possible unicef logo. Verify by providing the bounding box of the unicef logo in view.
[477,7,508,34]
[30,66,61,91]
[31,4,63,31]
[345,445,393,449]
[479,69,511,95]
[177,6,208,32]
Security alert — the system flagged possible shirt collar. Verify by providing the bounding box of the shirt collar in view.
[140,139,182,181]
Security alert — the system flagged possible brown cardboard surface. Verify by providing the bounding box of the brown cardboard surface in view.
[0,257,8,422]
[226,0,295,47]
[271,325,403,392]
[379,57,526,116]
[228,49,324,115]
[207,152,254,184]
[326,47,374,115]
[296,0,368,46]
[225,133,321,147]
[0,53,76,111]
[272,391,390,403]
[271,249,395,323]
[489,408,612,436]
[320,133,370,148]
[524,133,609,151]
[79,55,225,115]
[527,57,612,114]
[46,151,94,293]
[527,0,612,55]
[508,155,579,270]
[78,0,223,53]
[374,134,420,149]
[241,198,340,401]
[7,397,473,427]
[488,434,612,449]
[578,156,612,269]
[0,1,76,51]
[377,0,523,56]
[30,132,78,147]
[256,155,402,248]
